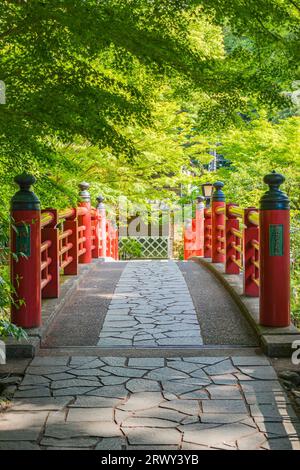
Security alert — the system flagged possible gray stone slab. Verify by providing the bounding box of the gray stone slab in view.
[70,396,124,408]
[161,382,201,395]
[101,357,127,366]
[206,385,243,400]
[183,357,227,365]
[41,437,98,448]
[204,359,238,376]
[45,373,75,381]
[146,367,190,381]
[237,366,278,380]
[133,407,186,423]
[241,381,284,393]
[202,399,248,414]
[101,376,128,386]
[45,422,122,438]
[102,366,147,378]
[68,369,104,377]
[262,437,300,450]
[11,397,73,411]
[118,392,164,411]
[74,359,106,369]
[257,420,300,436]
[128,358,165,368]
[244,391,290,405]
[95,438,126,450]
[26,366,70,375]
[126,379,161,392]
[160,399,200,416]
[0,441,40,450]
[250,404,297,419]
[0,428,42,441]
[211,374,239,385]
[53,387,97,396]
[122,417,178,428]
[125,428,181,445]
[182,422,255,446]
[86,385,128,399]
[232,356,271,366]
[200,414,250,424]
[67,408,113,422]
[0,411,48,430]
[51,379,100,389]
[179,390,209,399]
[14,387,51,398]
[69,356,99,366]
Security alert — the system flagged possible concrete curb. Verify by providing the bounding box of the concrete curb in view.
[190,257,300,358]
[4,261,98,359]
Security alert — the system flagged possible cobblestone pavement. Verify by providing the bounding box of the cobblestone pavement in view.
[1,355,300,450]
[98,261,203,347]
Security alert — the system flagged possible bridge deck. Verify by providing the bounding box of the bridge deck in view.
[1,260,299,450]
[42,260,257,348]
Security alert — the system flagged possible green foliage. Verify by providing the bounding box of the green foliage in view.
[196,115,300,323]
[0,319,28,341]
[119,238,143,259]
[0,1,300,326]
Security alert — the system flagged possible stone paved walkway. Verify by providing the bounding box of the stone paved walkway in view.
[1,355,300,450]
[98,261,203,347]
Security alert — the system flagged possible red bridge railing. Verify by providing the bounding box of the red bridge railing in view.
[184,172,291,328]
[10,175,118,328]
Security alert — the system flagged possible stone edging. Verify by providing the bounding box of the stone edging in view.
[190,257,300,358]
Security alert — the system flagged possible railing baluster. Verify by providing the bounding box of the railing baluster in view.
[225,203,241,275]
[41,209,59,298]
[211,181,226,263]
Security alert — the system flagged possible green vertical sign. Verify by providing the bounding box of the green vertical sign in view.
[269,224,283,256]
[16,225,31,257]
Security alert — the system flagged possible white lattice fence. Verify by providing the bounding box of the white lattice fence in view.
[119,236,169,259]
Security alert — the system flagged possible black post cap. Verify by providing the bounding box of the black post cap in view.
[212,181,225,202]
[11,173,40,211]
[260,171,289,210]
[78,182,91,202]
[96,195,105,208]
[196,195,205,206]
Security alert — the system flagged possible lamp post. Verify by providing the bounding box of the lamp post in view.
[201,183,214,208]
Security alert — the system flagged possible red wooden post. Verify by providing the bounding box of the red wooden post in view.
[211,181,226,263]
[204,208,212,258]
[41,209,59,298]
[106,221,110,257]
[225,204,240,274]
[10,174,42,328]
[112,224,117,260]
[96,196,106,258]
[195,196,205,257]
[243,207,259,297]
[78,182,92,264]
[259,171,290,327]
[92,206,100,259]
[183,219,193,260]
[115,223,119,260]
[64,209,79,275]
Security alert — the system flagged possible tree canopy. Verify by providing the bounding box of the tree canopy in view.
[1,1,300,321]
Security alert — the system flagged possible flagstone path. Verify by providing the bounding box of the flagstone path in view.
[1,355,300,450]
[1,260,300,450]
[97,261,203,347]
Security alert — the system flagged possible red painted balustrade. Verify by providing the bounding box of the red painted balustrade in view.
[10,176,118,328]
[183,172,290,328]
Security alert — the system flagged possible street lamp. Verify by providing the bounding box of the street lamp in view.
[201,183,214,208]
